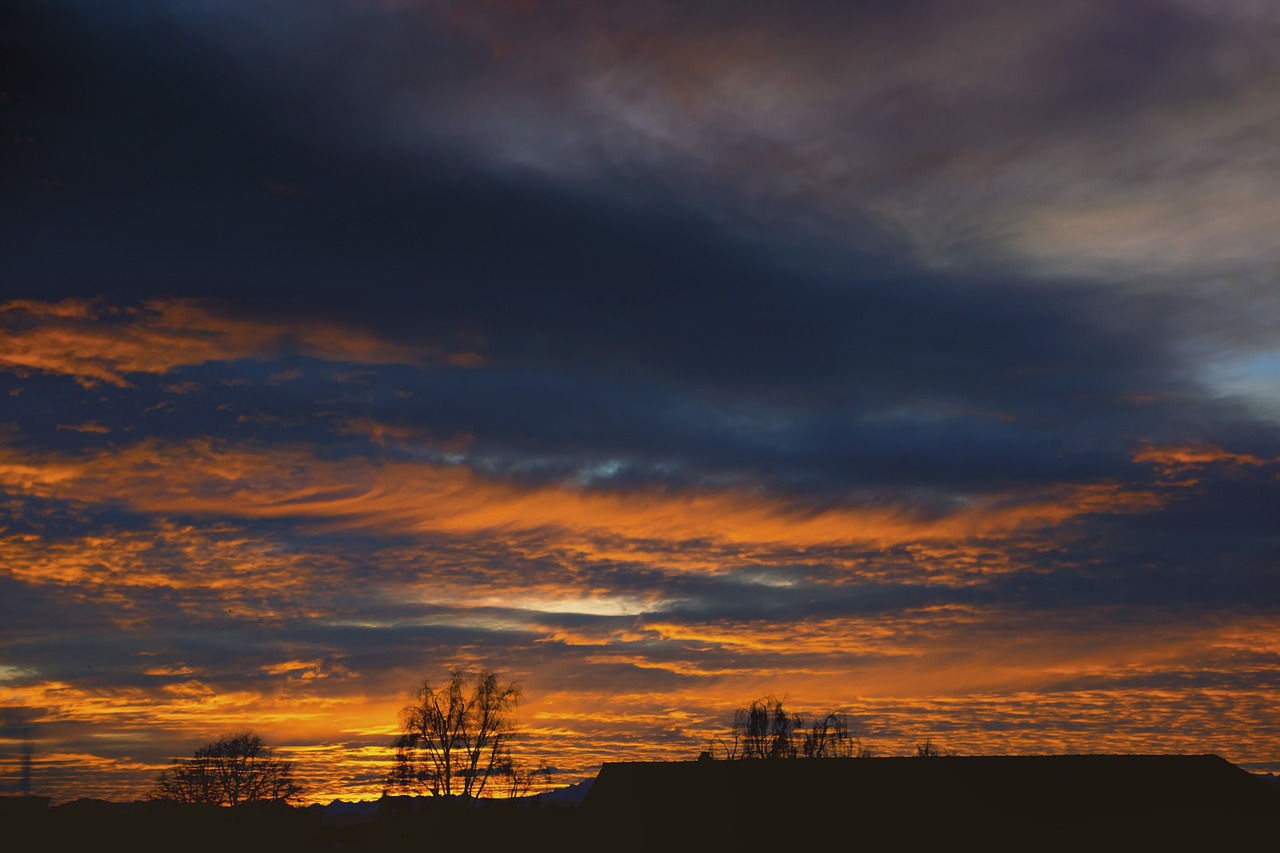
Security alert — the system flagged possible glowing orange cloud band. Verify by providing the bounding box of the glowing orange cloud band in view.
[0,298,478,386]
[0,438,1168,563]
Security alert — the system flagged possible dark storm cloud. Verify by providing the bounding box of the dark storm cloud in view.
[2,1,1254,459]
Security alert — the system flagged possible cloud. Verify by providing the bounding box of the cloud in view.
[5,0,1280,802]
[0,298,472,387]
[55,422,111,434]
[1133,442,1274,475]
[0,436,1172,559]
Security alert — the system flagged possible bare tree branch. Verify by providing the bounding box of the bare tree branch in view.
[385,669,523,798]
[152,732,302,806]
[717,697,869,761]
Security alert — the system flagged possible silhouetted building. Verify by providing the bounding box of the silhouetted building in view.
[584,754,1280,850]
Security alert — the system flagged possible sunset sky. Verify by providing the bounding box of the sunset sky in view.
[2,0,1278,803]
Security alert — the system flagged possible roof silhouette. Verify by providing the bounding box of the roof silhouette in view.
[584,754,1280,850]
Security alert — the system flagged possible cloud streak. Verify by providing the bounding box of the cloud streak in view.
[0,298,470,386]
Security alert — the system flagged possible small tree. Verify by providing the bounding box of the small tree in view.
[713,697,868,760]
[497,747,553,799]
[152,732,302,806]
[801,712,865,759]
[385,669,522,798]
[733,695,801,759]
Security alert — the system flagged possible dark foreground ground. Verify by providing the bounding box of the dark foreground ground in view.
[5,757,1279,852]
[6,794,1279,852]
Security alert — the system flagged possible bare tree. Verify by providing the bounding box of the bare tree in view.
[800,712,866,759]
[498,747,553,799]
[915,739,940,757]
[152,732,302,806]
[731,695,802,760]
[385,669,522,798]
[712,697,870,760]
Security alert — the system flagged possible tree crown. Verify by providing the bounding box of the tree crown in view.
[386,668,529,798]
[152,731,303,806]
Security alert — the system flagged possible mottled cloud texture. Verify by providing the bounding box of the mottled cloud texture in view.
[2,0,1278,801]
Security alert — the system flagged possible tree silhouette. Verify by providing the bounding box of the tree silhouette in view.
[152,732,302,805]
[732,695,801,759]
[711,696,870,758]
[801,712,867,758]
[498,747,553,798]
[385,668,523,798]
[714,696,866,760]
[915,739,941,757]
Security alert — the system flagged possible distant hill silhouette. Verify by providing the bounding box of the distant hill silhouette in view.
[584,754,1280,850]
[531,776,594,807]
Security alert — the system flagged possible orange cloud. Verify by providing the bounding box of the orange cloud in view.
[0,298,469,386]
[5,593,1276,804]
[1134,442,1273,477]
[0,438,1164,576]
[55,421,111,434]
[3,440,1271,803]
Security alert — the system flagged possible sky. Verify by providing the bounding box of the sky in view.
[2,0,1278,803]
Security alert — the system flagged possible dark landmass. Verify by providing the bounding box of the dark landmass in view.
[585,754,1280,850]
[3,756,1277,851]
